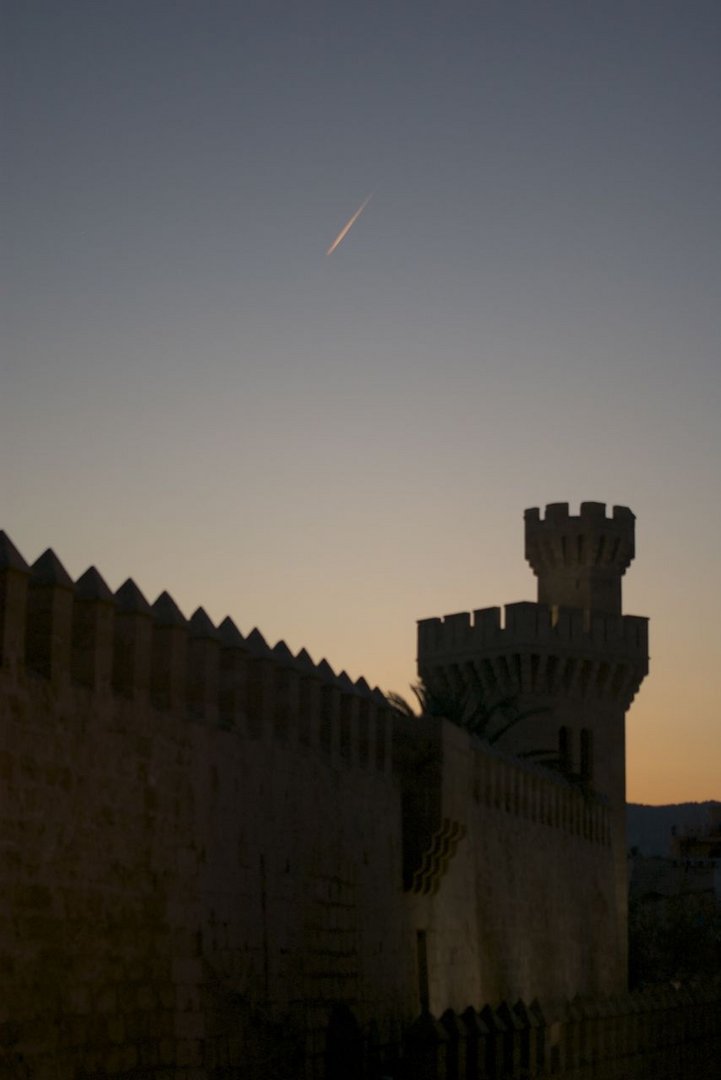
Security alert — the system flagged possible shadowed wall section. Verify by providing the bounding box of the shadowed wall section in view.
[395,715,617,1016]
[0,505,648,1078]
[0,533,408,1077]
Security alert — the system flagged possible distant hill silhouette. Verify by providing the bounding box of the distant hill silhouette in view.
[627,801,720,856]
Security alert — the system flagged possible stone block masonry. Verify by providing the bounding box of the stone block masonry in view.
[0,503,650,1078]
[418,502,649,994]
[0,532,408,1078]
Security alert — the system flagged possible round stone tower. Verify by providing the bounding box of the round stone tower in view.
[417,501,649,990]
[524,501,635,615]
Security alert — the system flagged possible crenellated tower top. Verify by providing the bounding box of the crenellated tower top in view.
[524,502,635,615]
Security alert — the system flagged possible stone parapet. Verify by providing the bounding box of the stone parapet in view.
[419,601,648,658]
[0,529,392,773]
[471,739,611,846]
[418,601,648,705]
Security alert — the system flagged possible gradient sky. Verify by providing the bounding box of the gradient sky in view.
[3,1,720,804]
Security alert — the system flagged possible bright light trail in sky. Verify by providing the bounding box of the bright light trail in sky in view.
[325,193,374,255]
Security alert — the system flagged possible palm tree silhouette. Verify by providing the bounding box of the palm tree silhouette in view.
[387,673,556,758]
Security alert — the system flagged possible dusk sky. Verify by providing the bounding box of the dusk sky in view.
[4,1,720,804]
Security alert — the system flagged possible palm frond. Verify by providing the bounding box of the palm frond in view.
[387,676,547,743]
[385,691,418,717]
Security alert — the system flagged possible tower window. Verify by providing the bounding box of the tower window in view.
[416,930,429,1012]
[580,729,593,781]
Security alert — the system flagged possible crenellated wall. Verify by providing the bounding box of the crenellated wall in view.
[0,508,647,1079]
[419,600,648,655]
[0,531,410,1079]
[0,532,395,756]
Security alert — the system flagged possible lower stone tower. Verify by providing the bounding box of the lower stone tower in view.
[417,501,649,987]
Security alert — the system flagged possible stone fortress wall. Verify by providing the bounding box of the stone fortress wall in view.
[0,503,648,1077]
[399,717,617,1021]
[0,534,410,1077]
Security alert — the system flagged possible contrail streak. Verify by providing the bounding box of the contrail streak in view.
[326,193,373,255]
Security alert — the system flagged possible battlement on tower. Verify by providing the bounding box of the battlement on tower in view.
[0,530,392,772]
[525,502,636,614]
[418,601,648,658]
[418,502,647,677]
[418,601,648,706]
[525,501,635,525]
